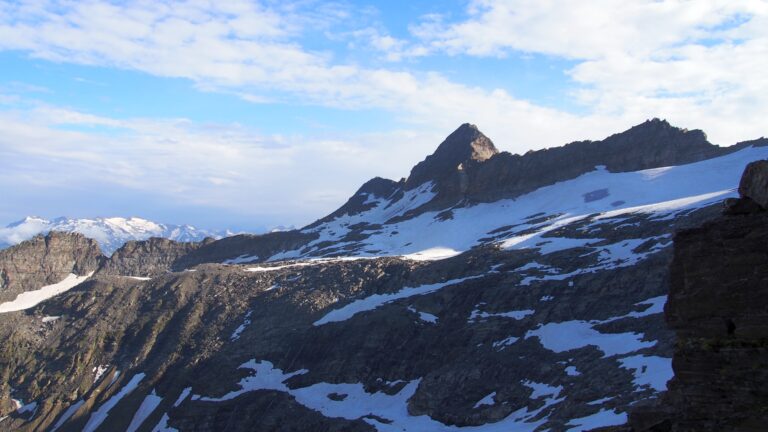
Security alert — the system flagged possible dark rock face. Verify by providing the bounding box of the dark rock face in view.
[659,212,768,431]
[737,159,768,209]
[99,237,202,277]
[0,232,103,303]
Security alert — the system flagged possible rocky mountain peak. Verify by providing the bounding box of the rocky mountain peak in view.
[0,231,103,303]
[405,123,498,188]
[605,117,708,150]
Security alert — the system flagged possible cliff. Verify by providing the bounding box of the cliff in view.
[0,232,102,303]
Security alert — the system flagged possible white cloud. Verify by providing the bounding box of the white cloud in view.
[0,101,446,227]
[0,0,664,151]
[413,0,762,59]
[1,0,764,149]
[411,0,768,143]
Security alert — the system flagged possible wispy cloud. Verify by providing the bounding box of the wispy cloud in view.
[0,0,654,148]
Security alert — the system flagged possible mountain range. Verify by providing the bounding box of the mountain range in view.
[0,119,766,432]
[0,216,230,256]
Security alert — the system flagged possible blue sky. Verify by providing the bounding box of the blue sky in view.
[0,0,766,231]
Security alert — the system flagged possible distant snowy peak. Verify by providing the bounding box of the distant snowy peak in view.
[0,216,227,255]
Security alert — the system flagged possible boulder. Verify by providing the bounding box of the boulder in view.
[738,159,768,210]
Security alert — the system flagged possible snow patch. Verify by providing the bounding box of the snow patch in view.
[473,392,496,408]
[83,372,145,432]
[407,306,438,323]
[126,389,163,432]
[492,336,519,350]
[618,355,673,391]
[0,272,93,313]
[314,275,483,326]
[194,360,557,431]
[401,247,461,261]
[174,387,192,407]
[470,308,534,322]
[526,321,655,357]
[51,400,84,431]
[152,413,179,432]
[564,366,581,376]
[93,365,109,382]
[566,409,627,431]
[230,310,253,341]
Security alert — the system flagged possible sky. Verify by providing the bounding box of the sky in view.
[0,0,766,232]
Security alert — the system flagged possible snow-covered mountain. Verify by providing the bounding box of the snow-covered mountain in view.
[0,216,228,255]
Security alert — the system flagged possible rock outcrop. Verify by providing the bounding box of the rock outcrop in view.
[738,159,768,209]
[307,177,403,226]
[405,123,499,190]
[0,232,102,303]
[98,237,203,277]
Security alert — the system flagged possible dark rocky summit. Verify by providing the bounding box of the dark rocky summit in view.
[405,123,499,190]
[0,232,102,303]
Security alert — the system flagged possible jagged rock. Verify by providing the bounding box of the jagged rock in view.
[320,119,763,227]
[405,123,498,190]
[98,237,202,277]
[0,232,103,303]
[722,197,763,215]
[737,159,768,210]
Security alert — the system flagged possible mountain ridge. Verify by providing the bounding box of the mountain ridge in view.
[176,119,768,267]
[313,119,768,226]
